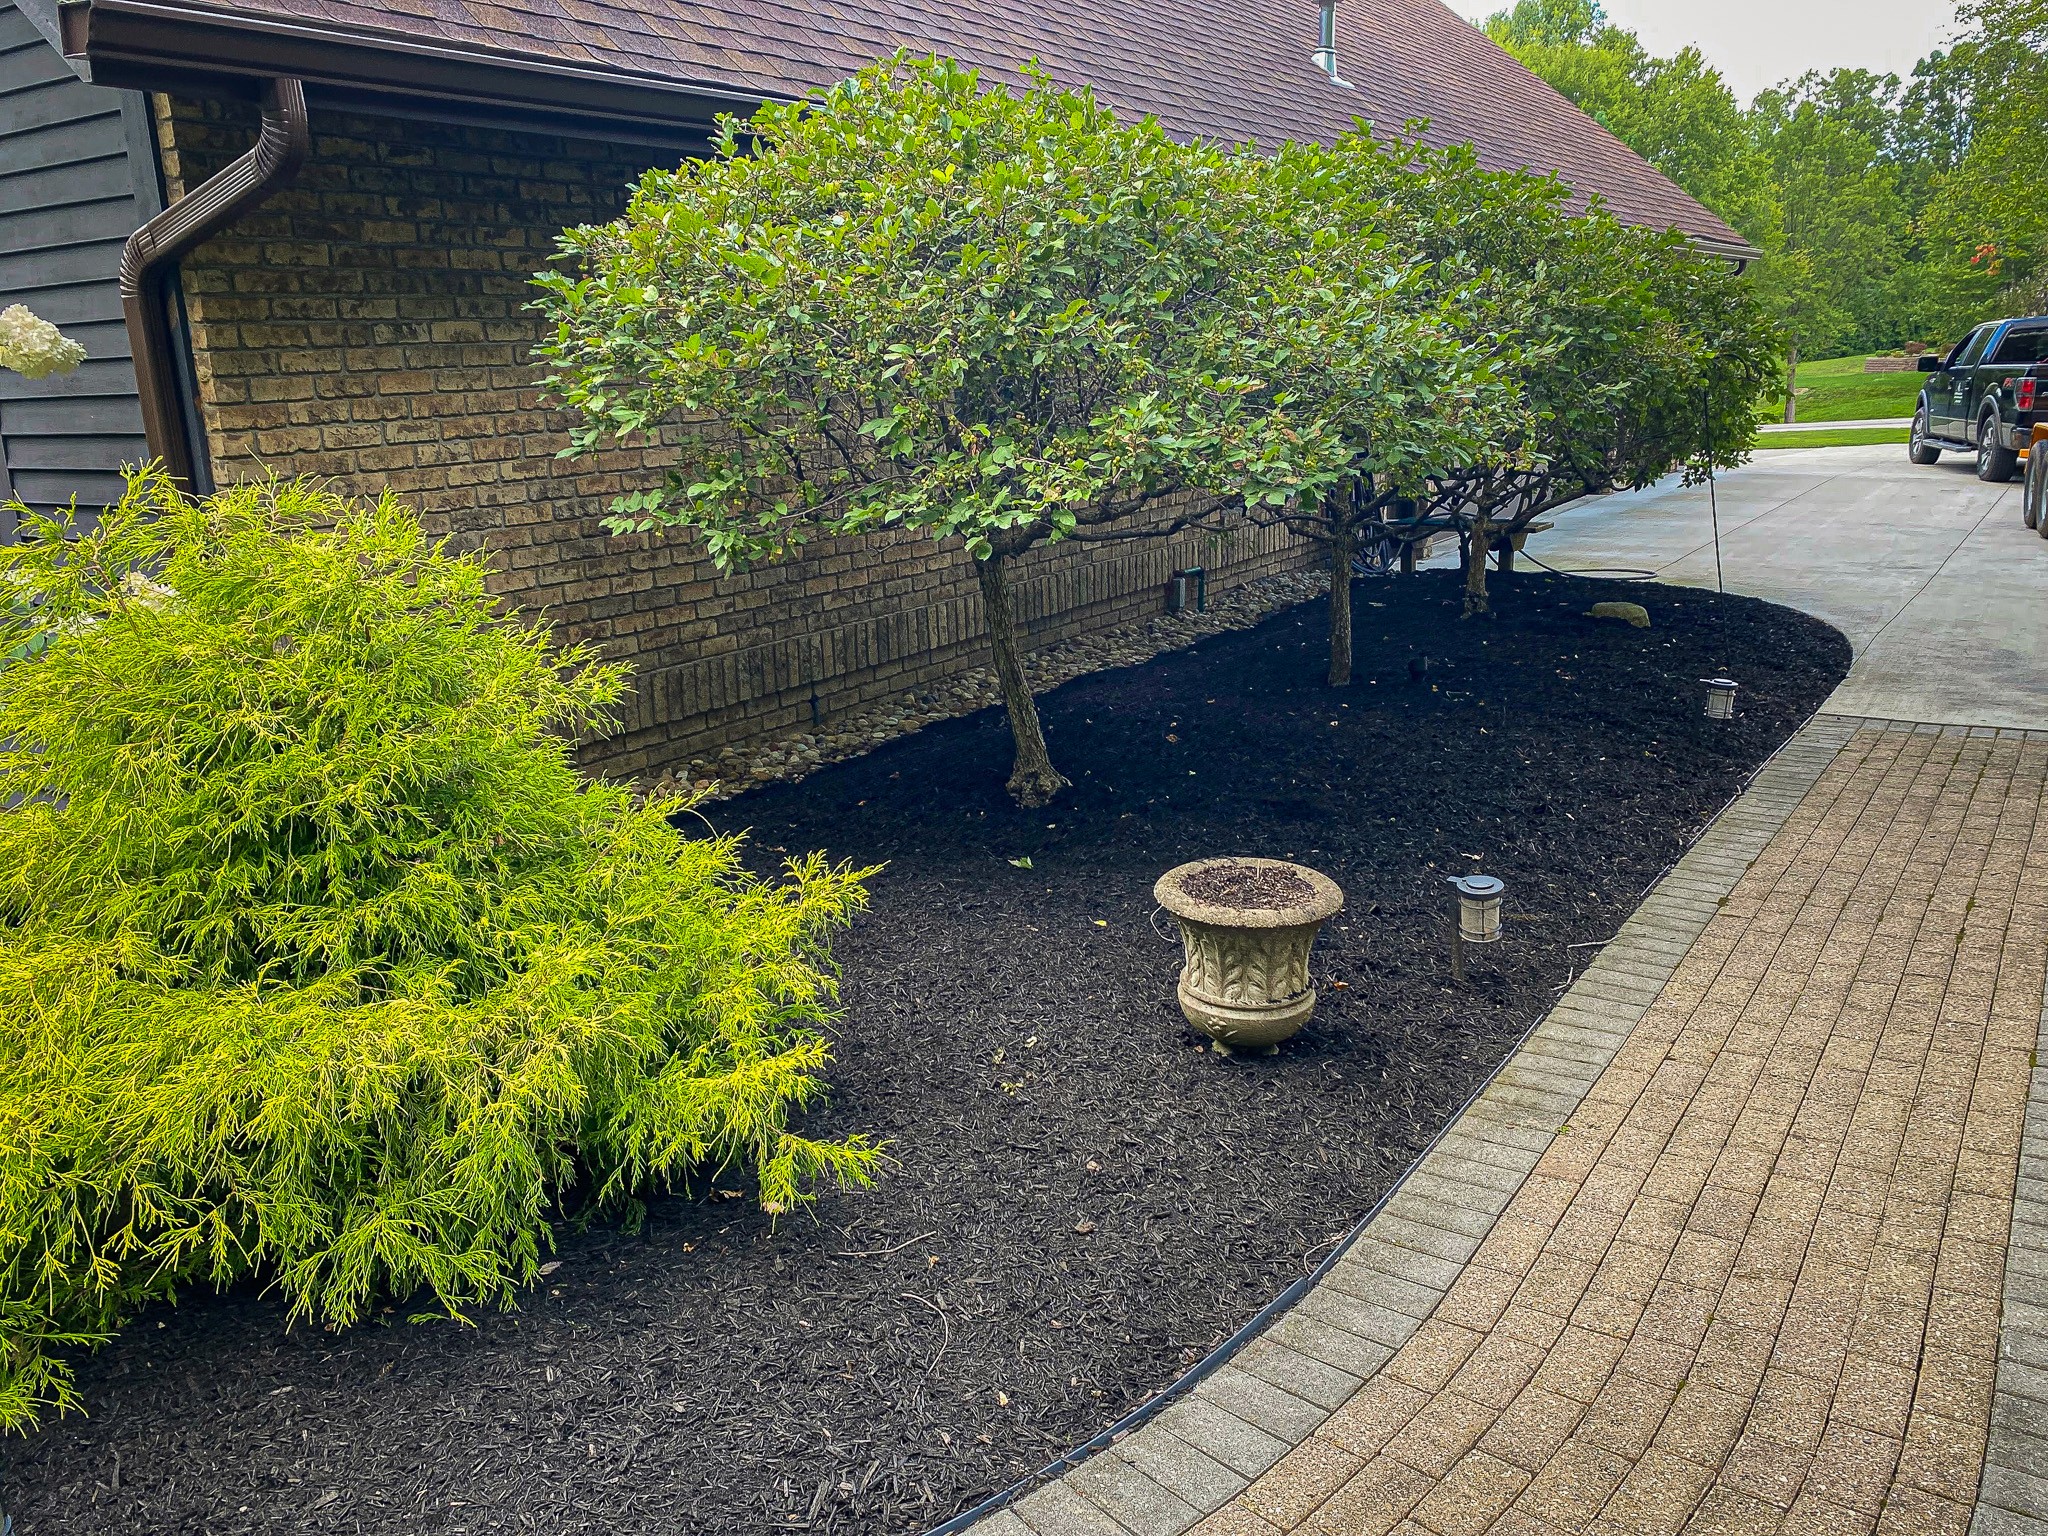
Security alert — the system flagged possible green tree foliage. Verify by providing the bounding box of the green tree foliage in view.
[1368,132,1785,614]
[1219,132,1524,683]
[540,53,1779,706]
[1272,126,1773,622]
[1444,216,1774,616]
[1919,1,2048,322]
[1749,73,1915,361]
[536,58,1378,802]
[0,472,875,1429]
[1486,0,2048,363]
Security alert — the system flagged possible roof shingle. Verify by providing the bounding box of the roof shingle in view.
[145,0,1754,251]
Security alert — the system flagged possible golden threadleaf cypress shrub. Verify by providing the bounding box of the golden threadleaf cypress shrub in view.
[0,470,877,1430]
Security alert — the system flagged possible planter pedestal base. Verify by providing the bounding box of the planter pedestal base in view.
[1179,956,1321,1052]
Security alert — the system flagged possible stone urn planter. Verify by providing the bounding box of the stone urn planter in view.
[1154,857,1344,1053]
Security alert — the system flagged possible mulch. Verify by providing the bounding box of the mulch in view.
[7,571,1850,1536]
[1175,861,1317,909]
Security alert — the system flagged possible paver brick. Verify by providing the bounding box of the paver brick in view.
[1194,1366,1328,1444]
[1319,1376,1435,1460]
[1015,1478,1134,1536]
[1981,1462,2048,1523]
[1154,1397,1293,1481]
[1268,1312,1396,1380]
[1382,1390,1501,1478]
[1236,1437,1364,1529]
[1065,1453,1205,1536]
[1299,1457,1434,1536]
[1236,1341,1364,1413]
[1186,1504,1286,1536]
[1323,1251,1448,1318]
[1114,1432,1247,1519]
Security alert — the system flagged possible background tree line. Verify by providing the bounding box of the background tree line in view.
[1487,0,2048,363]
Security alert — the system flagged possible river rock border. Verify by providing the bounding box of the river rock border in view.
[642,569,1331,801]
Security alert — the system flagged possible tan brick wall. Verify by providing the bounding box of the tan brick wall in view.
[156,97,1313,779]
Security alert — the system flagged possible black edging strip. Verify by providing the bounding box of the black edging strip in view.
[917,702,1849,1536]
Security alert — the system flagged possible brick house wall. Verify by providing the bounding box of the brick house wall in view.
[155,96,1312,780]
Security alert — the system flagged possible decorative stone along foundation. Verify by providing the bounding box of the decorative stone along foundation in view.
[672,568,1329,798]
[153,97,1314,782]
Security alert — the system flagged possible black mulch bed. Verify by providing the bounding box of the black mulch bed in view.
[9,572,1849,1536]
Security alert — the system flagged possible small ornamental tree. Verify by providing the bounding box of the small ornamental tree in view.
[536,58,1354,806]
[1315,131,1779,617]
[1424,217,1778,617]
[1235,136,1528,681]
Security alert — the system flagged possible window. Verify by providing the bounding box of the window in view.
[1992,327,2048,365]
[1955,326,1996,367]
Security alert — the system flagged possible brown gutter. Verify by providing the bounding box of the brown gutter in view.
[61,0,774,134]
[117,75,308,492]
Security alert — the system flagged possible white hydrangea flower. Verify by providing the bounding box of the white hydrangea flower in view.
[118,570,177,611]
[0,305,89,381]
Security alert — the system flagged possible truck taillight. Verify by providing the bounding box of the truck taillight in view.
[2021,377,2039,411]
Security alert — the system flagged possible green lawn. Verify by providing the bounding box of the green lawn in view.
[1762,352,1926,424]
[1755,425,1911,449]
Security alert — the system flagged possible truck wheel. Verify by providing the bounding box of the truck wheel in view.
[1978,412,2021,482]
[2027,449,2044,529]
[1909,408,1941,465]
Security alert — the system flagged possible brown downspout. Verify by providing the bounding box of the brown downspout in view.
[119,76,309,492]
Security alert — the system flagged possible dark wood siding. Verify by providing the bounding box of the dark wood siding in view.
[0,0,157,536]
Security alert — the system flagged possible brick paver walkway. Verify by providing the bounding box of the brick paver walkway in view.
[979,722,2048,1536]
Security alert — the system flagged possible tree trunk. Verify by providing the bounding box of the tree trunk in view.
[1464,518,1491,616]
[1327,524,1355,687]
[1783,341,1799,425]
[1399,536,1417,575]
[974,553,1069,808]
[1498,537,1515,574]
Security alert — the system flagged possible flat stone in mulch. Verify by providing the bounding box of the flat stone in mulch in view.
[7,572,1849,1536]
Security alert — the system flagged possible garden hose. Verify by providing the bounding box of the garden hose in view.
[1511,546,1660,581]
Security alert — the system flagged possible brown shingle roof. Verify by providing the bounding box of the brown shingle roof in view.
[98,0,1756,252]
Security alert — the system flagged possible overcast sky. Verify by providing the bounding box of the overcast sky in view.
[1443,0,1966,102]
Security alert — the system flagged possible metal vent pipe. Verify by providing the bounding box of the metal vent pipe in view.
[1313,3,1352,87]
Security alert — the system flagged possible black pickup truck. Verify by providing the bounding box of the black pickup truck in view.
[1910,315,2048,480]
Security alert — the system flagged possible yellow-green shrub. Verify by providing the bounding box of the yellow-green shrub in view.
[0,471,875,1429]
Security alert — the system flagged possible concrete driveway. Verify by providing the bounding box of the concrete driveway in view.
[1524,442,2046,728]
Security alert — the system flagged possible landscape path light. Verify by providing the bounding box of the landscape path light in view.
[1704,677,1739,720]
[1449,873,1504,982]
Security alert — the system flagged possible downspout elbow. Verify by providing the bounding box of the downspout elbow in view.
[120,76,309,493]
